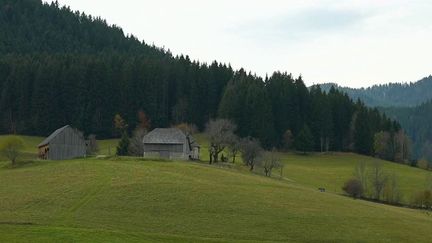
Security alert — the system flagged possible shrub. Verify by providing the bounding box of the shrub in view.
[412,190,432,209]
[342,178,364,199]
[417,159,430,170]
[0,136,25,166]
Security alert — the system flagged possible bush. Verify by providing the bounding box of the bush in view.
[417,159,430,170]
[412,190,432,209]
[0,136,24,166]
[342,178,364,199]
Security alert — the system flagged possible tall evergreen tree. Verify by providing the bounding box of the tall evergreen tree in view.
[295,125,314,154]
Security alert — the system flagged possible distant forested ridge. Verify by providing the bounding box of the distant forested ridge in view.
[382,101,432,161]
[321,77,432,163]
[320,76,432,108]
[0,0,401,157]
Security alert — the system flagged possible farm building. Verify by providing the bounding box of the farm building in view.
[38,125,87,160]
[143,128,200,160]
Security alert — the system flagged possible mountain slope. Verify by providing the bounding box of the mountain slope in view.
[382,101,432,161]
[1,157,432,242]
[0,0,164,57]
[0,0,234,137]
[320,76,432,107]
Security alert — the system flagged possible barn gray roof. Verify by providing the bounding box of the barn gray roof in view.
[38,125,70,147]
[143,128,188,144]
[143,128,200,148]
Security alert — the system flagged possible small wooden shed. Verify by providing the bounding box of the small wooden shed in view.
[142,128,200,160]
[38,125,86,160]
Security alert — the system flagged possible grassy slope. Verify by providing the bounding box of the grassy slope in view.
[194,134,431,203]
[282,152,431,201]
[0,135,431,242]
[1,158,432,242]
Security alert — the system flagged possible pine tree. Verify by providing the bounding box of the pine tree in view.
[295,125,314,154]
[116,131,130,156]
[354,109,374,155]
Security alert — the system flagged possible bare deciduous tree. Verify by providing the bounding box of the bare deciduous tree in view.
[240,137,263,171]
[205,119,237,164]
[137,110,151,131]
[259,149,282,177]
[128,128,147,156]
[370,161,387,200]
[383,173,402,204]
[354,161,368,193]
[86,134,99,155]
[227,134,240,163]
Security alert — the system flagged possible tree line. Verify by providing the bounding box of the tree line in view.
[217,70,404,158]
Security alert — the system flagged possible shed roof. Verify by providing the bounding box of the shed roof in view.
[143,128,188,144]
[188,135,200,148]
[38,125,70,147]
[38,125,85,148]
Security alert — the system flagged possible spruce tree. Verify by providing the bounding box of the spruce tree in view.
[295,125,314,154]
[116,131,130,156]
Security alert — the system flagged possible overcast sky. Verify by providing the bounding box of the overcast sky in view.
[44,0,432,87]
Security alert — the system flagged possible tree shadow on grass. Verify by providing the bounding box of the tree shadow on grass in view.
[1,160,49,170]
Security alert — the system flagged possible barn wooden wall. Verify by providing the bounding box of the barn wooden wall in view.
[143,143,188,159]
[48,127,86,160]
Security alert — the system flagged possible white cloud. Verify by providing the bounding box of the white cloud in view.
[44,0,432,87]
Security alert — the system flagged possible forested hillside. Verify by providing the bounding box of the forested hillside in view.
[320,76,432,107]
[382,101,432,163]
[0,0,401,156]
[0,0,233,136]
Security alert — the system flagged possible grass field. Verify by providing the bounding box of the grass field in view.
[0,135,431,242]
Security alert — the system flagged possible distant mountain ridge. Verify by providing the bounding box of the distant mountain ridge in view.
[319,75,432,107]
[382,100,432,161]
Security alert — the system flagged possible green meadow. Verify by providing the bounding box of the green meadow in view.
[0,135,431,242]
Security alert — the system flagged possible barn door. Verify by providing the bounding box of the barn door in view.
[159,151,170,158]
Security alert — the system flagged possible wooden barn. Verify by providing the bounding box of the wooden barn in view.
[38,125,87,160]
[142,128,200,160]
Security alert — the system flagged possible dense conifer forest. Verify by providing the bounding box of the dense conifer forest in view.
[0,0,402,157]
